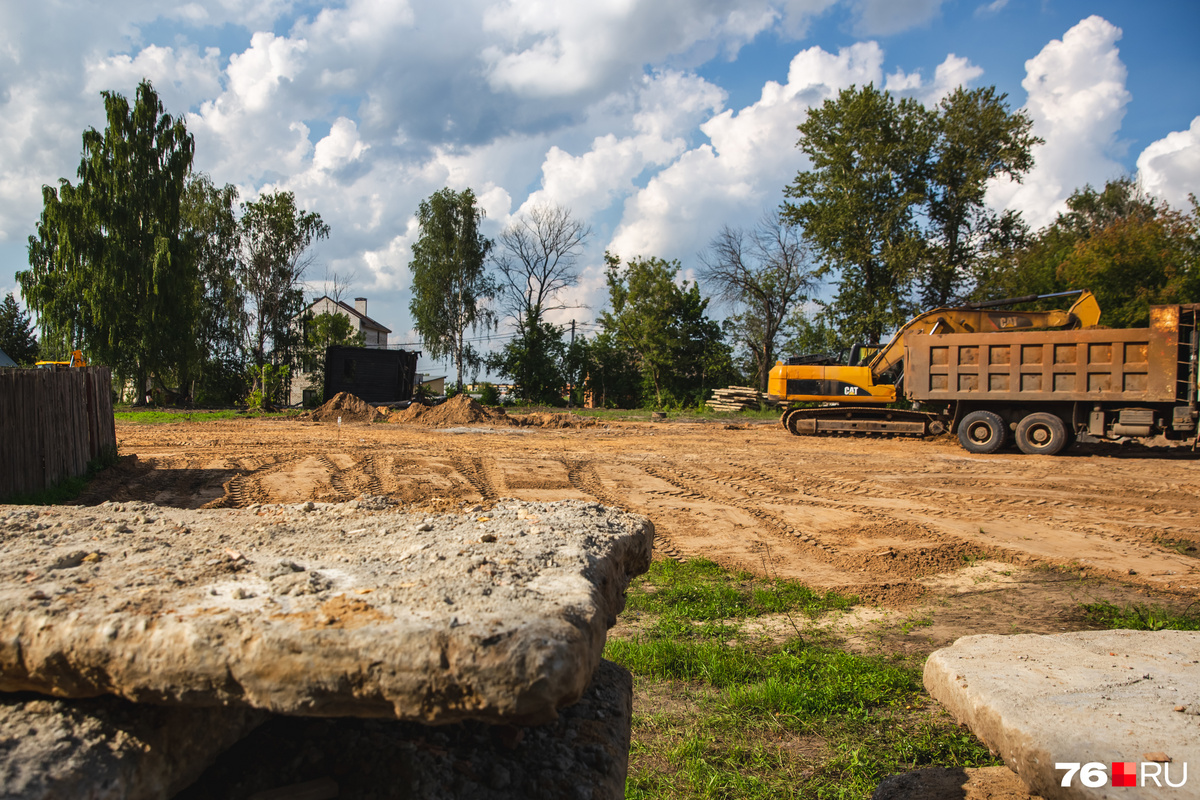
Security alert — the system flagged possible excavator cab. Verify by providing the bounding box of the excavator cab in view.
[849,344,880,367]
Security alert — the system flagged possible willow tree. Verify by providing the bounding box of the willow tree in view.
[20,80,195,398]
[408,188,496,392]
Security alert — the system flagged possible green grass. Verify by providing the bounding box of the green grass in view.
[113,408,302,424]
[608,558,1000,799]
[1080,600,1200,631]
[626,558,857,621]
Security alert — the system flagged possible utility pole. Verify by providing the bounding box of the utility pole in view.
[567,320,576,410]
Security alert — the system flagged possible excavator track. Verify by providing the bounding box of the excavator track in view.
[781,406,946,437]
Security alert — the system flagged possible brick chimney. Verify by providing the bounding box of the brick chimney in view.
[354,297,367,317]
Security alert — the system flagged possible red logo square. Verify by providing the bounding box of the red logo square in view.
[1111,762,1137,787]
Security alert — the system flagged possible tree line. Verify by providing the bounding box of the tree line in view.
[407,189,740,409]
[11,78,1198,409]
[14,80,347,406]
[408,84,1197,409]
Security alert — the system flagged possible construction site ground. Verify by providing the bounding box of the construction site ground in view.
[80,410,1200,653]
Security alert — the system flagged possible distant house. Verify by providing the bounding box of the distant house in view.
[290,296,393,405]
[0,349,17,368]
[305,296,391,348]
[420,375,446,397]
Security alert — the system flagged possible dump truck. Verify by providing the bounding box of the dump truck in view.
[770,302,1200,455]
[769,291,1102,438]
[906,303,1199,454]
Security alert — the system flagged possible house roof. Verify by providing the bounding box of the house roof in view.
[0,349,16,368]
[306,296,392,334]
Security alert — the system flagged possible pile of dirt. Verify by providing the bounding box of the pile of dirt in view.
[393,394,515,428]
[515,412,601,429]
[308,392,384,424]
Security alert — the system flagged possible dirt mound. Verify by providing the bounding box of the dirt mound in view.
[309,392,383,424]
[516,412,600,429]
[393,394,514,428]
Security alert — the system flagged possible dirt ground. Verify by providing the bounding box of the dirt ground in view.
[78,410,1200,647]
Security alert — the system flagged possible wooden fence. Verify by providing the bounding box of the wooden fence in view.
[0,367,117,501]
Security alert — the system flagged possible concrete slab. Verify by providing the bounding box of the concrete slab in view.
[0,693,265,799]
[925,631,1200,799]
[0,500,652,724]
[176,659,633,800]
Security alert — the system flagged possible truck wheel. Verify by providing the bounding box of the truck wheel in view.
[1015,413,1069,455]
[958,410,1007,454]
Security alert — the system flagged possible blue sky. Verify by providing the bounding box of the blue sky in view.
[1,1,1197,376]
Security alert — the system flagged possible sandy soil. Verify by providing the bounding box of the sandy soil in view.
[78,412,1200,629]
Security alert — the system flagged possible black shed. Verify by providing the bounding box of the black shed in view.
[323,347,419,404]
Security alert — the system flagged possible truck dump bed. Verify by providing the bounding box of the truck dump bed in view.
[905,305,1196,404]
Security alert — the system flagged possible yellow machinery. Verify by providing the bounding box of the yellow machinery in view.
[35,350,87,370]
[768,291,1101,436]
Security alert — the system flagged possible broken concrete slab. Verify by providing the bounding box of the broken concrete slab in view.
[872,766,1043,800]
[0,500,652,724]
[0,692,265,800]
[176,659,633,800]
[925,631,1200,799]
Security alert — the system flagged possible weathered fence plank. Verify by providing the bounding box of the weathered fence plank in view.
[0,367,116,501]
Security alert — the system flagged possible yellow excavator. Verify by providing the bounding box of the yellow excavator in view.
[768,291,1101,436]
[35,350,87,370]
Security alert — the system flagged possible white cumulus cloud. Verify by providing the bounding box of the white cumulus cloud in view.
[988,15,1131,228]
[608,41,885,263]
[1137,116,1200,210]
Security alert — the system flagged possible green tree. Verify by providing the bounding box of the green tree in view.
[0,294,39,365]
[485,312,568,404]
[408,187,497,392]
[922,87,1041,307]
[580,331,641,408]
[19,79,195,399]
[977,179,1200,327]
[182,174,246,403]
[701,214,814,392]
[239,191,329,372]
[783,84,932,345]
[600,253,733,408]
[301,311,365,401]
[491,204,590,403]
[779,305,848,361]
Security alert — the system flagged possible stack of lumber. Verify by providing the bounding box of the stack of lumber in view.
[707,385,761,412]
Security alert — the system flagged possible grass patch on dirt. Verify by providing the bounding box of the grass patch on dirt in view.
[1080,600,1200,631]
[113,408,302,424]
[606,559,1000,799]
[627,559,858,621]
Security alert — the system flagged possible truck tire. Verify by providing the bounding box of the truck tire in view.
[958,410,1007,454]
[1014,412,1069,456]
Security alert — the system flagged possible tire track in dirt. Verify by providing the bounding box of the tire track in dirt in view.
[361,453,384,497]
[561,458,686,562]
[318,455,358,502]
[637,461,820,553]
[449,455,498,501]
[636,460,987,587]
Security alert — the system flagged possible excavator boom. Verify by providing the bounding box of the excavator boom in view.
[865,290,1100,378]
